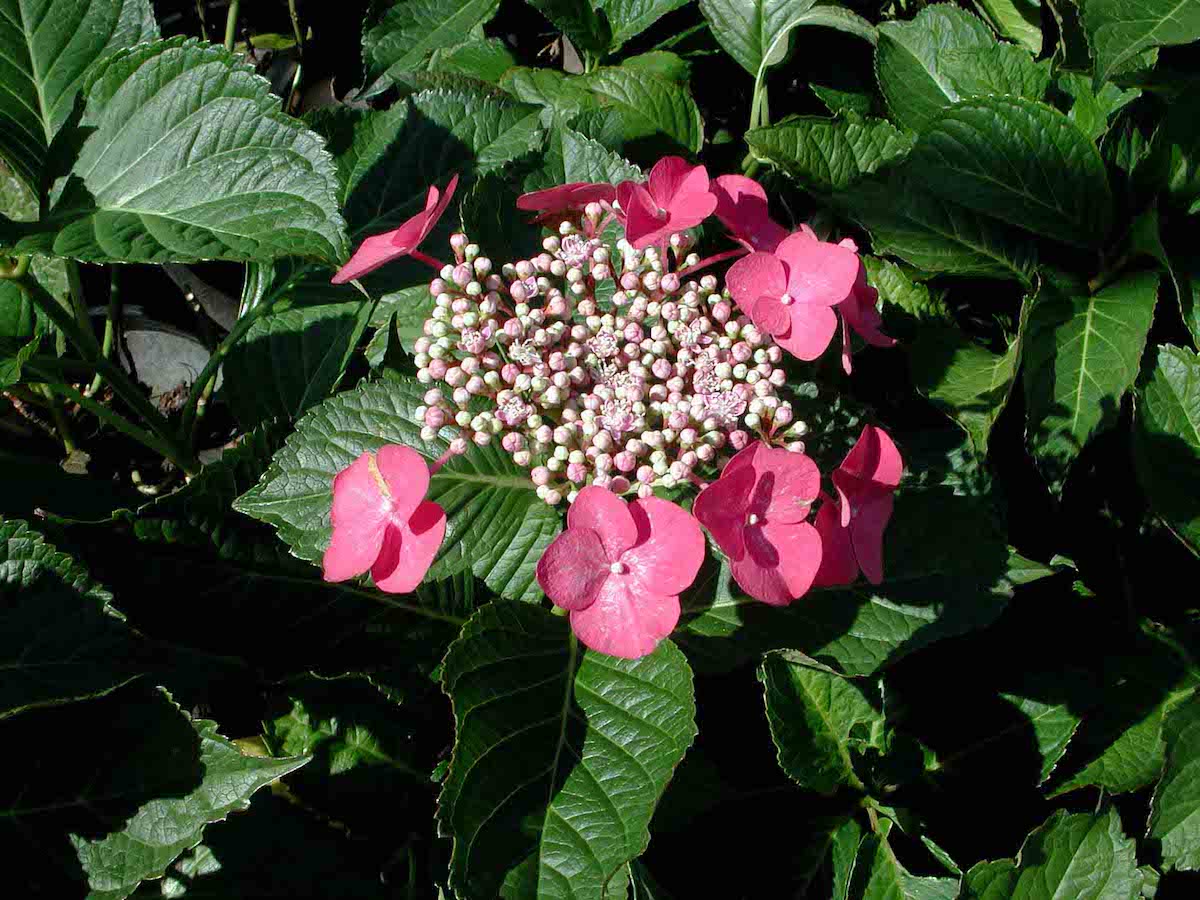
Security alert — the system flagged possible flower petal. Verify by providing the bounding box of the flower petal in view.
[569,578,680,659]
[374,444,431,525]
[775,303,839,361]
[753,295,792,336]
[414,173,459,246]
[622,497,705,596]
[850,495,894,585]
[516,181,614,212]
[711,175,787,251]
[621,182,671,249]
[693,462,756,561]
[812,499,859,587]
[372,501,447,593]
[749,445,821,524]
[536,525,611,610]
[568,486,638,561]
[330,230,412,284]
[840,271,895,349]
[726,252,787,310]
[732,520,822,606]
[648,157,700,205]
[322,451,392,582]
[775,230,861,307]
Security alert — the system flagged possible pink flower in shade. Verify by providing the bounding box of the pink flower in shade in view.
[834,247,896,374]
[725,226,861,361]
[692,442,823,606]
[536,486,705,658]
[331,175,459,284]
[711,175,788,252]
[813,425,902,586]
[617,157,718,250]
[516,182,618,223]
[322,446,447,593]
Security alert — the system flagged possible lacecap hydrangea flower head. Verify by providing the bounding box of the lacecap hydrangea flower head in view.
[321,157,903,659]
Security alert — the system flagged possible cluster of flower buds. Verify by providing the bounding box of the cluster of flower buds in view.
[411,216,808,505]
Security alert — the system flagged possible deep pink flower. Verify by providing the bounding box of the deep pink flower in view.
[516,182,617,223]
[711,175,788,252]
[536,486,705,658]
[725,227,860,360]
[322,445,447,593]
[617,157,718,250]
[813,425,902,586]
[693,442,823,606]
[331,175,459,284]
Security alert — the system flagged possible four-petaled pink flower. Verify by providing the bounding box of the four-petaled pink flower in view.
[617,157,718,250]
[322,445,447,593]
[331,175,459,284]
[517,182,618,224]
[711,175,788,253]
[813,425,902,586]
[693,442,823,606]
[536,486,705,658]
[725,226,861,361]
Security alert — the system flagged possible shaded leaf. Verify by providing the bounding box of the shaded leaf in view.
[364,0,502,87]
[976,0,1043,52]
[1148,696,1200,871]
[998,693,1082,784]
[1081,0,1200,85]
[596,0,691,50]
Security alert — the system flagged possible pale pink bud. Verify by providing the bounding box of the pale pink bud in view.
[567,462,587,483]
[536,425,554,444]
[465,375,485,394]
[548,295,569,317]
[450,437,469,455]
[424,407,446,428]
[428,358,449,379]
[636,465,655,484]
[473,431,492,446]
[637,483,653,499]
[614,450,636,472]
[531,466,551,486]
[729,430,750,450]
[732,342,752,363]
[450,233,468,253]
[611,476,631,493]
[620,272,640,291]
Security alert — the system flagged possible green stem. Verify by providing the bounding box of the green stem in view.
[86,268,120,397]
[223,0,240,52]
[64,260,92,339]
[195,0,210,41]
[38,384,77,453]
[286,0,304,112]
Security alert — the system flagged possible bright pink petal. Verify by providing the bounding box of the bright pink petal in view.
[747,445,820,524]
[731,521,822,606]
[812,500,858,587]
[414,174,459,245]
[536,526,611,610]
[775,231,861,307]
[726,252,787,310]
[372,501,447,593]
[850,495,894,585]
[692,463,756,561]
[516,181,614,212]
[840,274,895,348]
[712,175,788,252]
[722,440,763,478]
[647,157,699,205]
[621,182,670,249]
[622,497,705,596]
[331,230,411,284]
[775,303,839,361]
[374,445,430,525]
[568,579,680,659]
[568,486,638,561]
[664,170,717,230]
[322,452,391,582]
[753,296,791,336]
[839,425,903,489]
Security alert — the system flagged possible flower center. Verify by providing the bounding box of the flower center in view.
[609,561,627,575]
[780,294,793,306]
[747,513,760,526]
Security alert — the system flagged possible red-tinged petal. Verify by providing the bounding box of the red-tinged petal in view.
[621,182,670,249]
[647,157,700,205]
[623,497,705,596]
[568,485,638,561]
[812,500,858,587]
[372,501,447,593]
[331,231,410,284]
[667,188,717,233]
[774,303,839,361]
[840,278,896,348]
[568,579,680,659]
[322,452,392,582]
[753,295,792,336]
[693,463,756,561]
[712,175,788,251]
[374,444,430,525]
[749,445,821,524]
[731,520,821,606]
[850,495,894,585]
[536,526,610,610]
[775,230,861,307]
[839,424,903,489]
[516,181,613,212]
[722,440,764,478]
[726,252,787,309]
[415,174,459,245]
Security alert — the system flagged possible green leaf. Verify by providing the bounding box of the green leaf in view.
[0,336,36,389]
[0,517,140,720]
[1134,344,1200,554]
[437,601,696,900]
[527,0,612,56]
[941,44,1051,101]
[746,115,915,193]
[975,0,1043,52]
[811,83,879,118]
[18,38,347,264]
[759,652,884,793]
[0,0,157,191]
[875,4,994,133]
[433,35,517,84]
[1023,271,1159,483]
[596,0,690,50]
[837,171,1037,283]
[840,818,959,899]
[0,162,67,340]
[1156,93,1200,216]
[363,0,502,87]
[234,377,561,602]
[961,808,1139,900]
[1059,72,1140,142]
[906,97,1112,248]
[71,700,309,899]
[1081,0,1200,86]
[525,126,642,192]
[998,693,1083,784]
[862,256,951,321]
[700,0,874,81]
[579,65,704,154]
[1148,696,1200,870]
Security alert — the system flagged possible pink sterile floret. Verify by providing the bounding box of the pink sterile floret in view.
[693,442,823,606]
[813,424,902,586]
[536,486,705,658]
[836,257,896,374]
[322,445,447,593]
[516,182,618,223]
[617,157,718,250]
[711,175,788,253]
[331,175,459,284]
[725,227,860,361]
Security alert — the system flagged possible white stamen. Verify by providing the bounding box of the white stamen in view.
[747,513,760,525]
[780,294,793,306]
[610,561,627,574]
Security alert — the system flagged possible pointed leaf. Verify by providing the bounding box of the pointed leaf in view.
[596,0,690,50]
[976,0,1043,52]
[1081,0,1200,86]
[363,0,502,86]
[746,115,915,193]
[998,694,1082,784]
